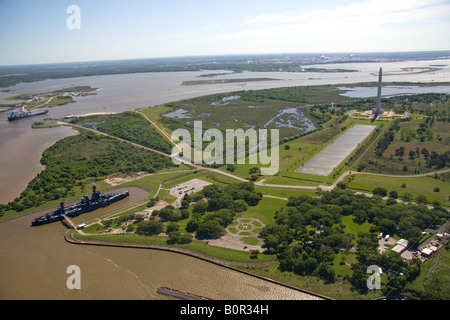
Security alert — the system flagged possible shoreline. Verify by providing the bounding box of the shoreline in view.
[64,229,331,300]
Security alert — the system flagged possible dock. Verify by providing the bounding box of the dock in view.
[62,215,78,229]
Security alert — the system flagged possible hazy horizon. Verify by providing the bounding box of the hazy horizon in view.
[1,0,450,66]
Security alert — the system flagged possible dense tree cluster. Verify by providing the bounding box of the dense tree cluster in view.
[152,205,190,222]
[186,183,262,239]
[7,130,174,212]
[260,190,449,292]
[375,128,396,157]
[76,112,173,153]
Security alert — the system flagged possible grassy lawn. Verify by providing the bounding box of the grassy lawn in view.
[345,173,450,208]
[341,215,373,241]
[72,231,276,264]
[333,251,358,277]
[240,262,384,300]
[241,197,286,225]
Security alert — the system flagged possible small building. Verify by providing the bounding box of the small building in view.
[391,239,409,254]
[429,245,438,253]
[77,223,86,230]
[421,248,433,257]
[392,244,407,254]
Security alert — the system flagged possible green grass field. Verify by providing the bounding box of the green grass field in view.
[345,172,450,208]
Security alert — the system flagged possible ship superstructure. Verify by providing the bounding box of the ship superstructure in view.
[31,185,129,226]
[8,107,49,122]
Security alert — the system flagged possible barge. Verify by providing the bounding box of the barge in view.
[157,286,214,300]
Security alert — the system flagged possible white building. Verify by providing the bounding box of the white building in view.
[391,239,409,254]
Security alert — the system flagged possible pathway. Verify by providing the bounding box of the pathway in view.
[58,118,449,210]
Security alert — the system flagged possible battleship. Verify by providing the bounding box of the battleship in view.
[8,107,49,122]
[31,185,129,226]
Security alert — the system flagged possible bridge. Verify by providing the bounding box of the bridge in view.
[62,215,78,229]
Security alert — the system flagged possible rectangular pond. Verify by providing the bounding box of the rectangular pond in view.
[296,124,376,176]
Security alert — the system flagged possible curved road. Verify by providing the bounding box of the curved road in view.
[60,115,450,204]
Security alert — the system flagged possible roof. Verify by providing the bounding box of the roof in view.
[421,248,433,255]
[397,239,409,247]
[392,244,406,254]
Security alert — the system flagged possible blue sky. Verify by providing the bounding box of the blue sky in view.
[0,0,449,65]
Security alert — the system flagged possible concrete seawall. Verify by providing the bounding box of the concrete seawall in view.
[64,230,331,300]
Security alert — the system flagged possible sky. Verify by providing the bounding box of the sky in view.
[0,0,449,65]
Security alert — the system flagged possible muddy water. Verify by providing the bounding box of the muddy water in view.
[0,187,320,300]
[0,118,76,204]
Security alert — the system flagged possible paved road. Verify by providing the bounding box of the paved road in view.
[59,118,450,209]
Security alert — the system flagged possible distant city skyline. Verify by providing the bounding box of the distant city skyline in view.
[1,0,449,66]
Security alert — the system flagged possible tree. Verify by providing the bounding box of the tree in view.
[421,147,430,159]
[167,231,192,245]
[337,182,347,190]
[249,250,259,259]
[196,220,225,238]
[244,192,262,206]
[378,218,397,236]
[192,201,207,213]
[186,219,200,232]
[389,190,398,199]
[165,222,179,234]
[136,220,163,235]
[203,209,235,227]
[226,164,236,172]
[229,199,248,213]
[178,233,193,244]
[416,194,428,204]
[248,167,260,175]
[373,187,388,197]
[316,263,336,283]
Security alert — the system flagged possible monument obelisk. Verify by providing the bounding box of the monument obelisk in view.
[372,68,384,121]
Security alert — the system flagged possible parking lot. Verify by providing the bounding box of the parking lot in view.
[169,179,212,207]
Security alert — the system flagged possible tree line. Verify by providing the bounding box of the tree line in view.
[5,130,175,213]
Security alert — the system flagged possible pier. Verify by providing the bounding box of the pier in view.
[62,215,78,229]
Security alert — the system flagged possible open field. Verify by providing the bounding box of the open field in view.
[345,172,450,207]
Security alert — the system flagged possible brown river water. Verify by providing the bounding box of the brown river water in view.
[0,187,319,300]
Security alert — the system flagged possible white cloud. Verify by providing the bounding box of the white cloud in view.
[227,0,450,53]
